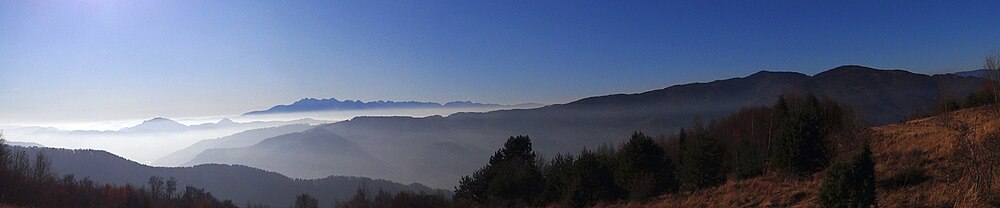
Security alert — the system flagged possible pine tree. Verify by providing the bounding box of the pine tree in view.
[678,130,726,191]
[615,132,677,200]
[772,94,829,175]
[734,139,764,179]
[455,136,543,206]
[541,153,575,204]
[568,149,621,207]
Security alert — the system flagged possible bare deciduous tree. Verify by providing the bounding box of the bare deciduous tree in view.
[31,152,51,181]
[148,176,164,198]
[985,51,1000,114]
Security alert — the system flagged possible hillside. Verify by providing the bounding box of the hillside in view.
[186,66,985,189]
[10,146,447,207]
[604,106,1000,207]
[185,127,399,180]
[153,124,314,166]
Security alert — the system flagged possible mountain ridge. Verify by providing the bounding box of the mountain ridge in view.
[243,98,543,115]
[953,69,986,78]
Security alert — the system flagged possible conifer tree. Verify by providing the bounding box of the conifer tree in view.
[772,94,829,175]
[615,132,677,200]
[678,130,725,191]
[568,149,621,207]
[734,139,764,179]
[455,136,543,206]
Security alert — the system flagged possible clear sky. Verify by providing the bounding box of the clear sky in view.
[2,1,1000,123]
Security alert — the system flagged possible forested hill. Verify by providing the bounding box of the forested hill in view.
[10,146,447,207]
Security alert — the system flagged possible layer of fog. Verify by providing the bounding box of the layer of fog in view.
[0,106,531,166]
[2,121,322,164]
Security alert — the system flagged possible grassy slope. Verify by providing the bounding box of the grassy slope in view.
[601,106,999,208]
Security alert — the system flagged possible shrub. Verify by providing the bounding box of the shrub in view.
[818,144,877,208]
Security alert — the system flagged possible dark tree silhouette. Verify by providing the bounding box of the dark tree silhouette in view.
[678,128,726,191]
[540,153,575,203]
[455,135,543,206]
[149,176,165,198]
[734,139,764,179]
[772,94,829,175]
[166,177,177,199]
[614,132,677,200]
[568,149,622,207]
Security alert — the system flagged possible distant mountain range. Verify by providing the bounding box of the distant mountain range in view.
[243,98,543,115]
[10,145,447,207]
[186,65,986,188]
[116,117,320,133]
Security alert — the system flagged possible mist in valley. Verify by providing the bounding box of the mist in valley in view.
[0,106,535,166]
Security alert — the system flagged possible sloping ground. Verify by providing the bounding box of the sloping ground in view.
[601,175,820,208]
[603,106,1000,208]
[872,105,1000,207]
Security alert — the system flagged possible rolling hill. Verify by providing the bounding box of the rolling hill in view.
[185,127,399,181]
[153,124,315,166]
[9,145,447,207]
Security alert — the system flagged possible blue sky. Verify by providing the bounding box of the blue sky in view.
[2,1,999,123]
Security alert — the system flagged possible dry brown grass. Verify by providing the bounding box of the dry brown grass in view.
[873,106,1000,207]
[602,106,1000,208]
[597,174,820,208]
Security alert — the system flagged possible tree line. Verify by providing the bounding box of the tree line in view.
[0,136,238,208]
[452,94,877,207]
